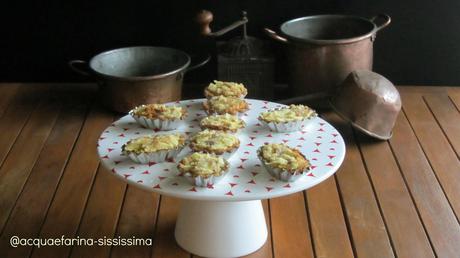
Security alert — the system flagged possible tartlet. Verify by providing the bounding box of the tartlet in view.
[258,104,317,132]
[199,114,246,133]
[178,152,230,187]
[189,129,240,158]
[122,133,186,163]
[204,80,248,99]
[203,96,249,116]
[130,104,187,130]
[257,143,311,182]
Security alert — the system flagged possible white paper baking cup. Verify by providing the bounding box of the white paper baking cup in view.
[183,172,228,188]
[257,150,310,182]
[204,109,246,118]
[124,147,185,164]
[129,106,186,131]
[258,109,318,133]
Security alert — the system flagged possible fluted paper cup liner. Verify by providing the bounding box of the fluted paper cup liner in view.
[204,109,246,118]
[184,172,228,188]
[124,147,184,164]
[129,106,186,131]
[258,110,317,133]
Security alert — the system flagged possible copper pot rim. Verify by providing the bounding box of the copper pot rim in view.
[279,14,390,45]
[329,100,392,140]
[89,46,191,82]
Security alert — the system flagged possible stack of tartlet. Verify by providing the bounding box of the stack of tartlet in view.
[122,80,316,187]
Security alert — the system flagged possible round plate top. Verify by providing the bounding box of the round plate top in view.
[97,99,345,201]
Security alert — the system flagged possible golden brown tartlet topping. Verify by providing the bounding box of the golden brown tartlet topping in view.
[259,104,316,123]
[178,152,229,178]
[204,80,248,98]
[200,114,245,132]
[122,133,186,154]
[133,104,187,120]
[258,143,310,173]
[203,96,249,115]
[189,129,240,155]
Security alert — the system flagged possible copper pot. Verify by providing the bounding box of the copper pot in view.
[265,14,390,97]
[69,46,209,113]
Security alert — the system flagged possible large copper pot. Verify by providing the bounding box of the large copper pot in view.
[265,14,390,96]
[69,46,209,113]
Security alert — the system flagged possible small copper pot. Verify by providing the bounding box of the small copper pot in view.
[265,14,390,97]
[69,46,209,113]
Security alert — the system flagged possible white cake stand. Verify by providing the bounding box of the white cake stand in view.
[97,99,345,258]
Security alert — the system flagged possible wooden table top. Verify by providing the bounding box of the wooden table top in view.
[0,83,459,258]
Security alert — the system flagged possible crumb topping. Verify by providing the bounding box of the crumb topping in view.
[259,104,316,123]
[178,152,229,178]
[205,80,248,98]
[204,96,249,115]
[259,143,309,172]
[133,104,186,120]
[190,129,240,154]
[122,133,185,154]
[200,114,245,132]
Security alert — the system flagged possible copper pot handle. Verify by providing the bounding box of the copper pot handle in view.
[68,60,91,76]
[371,14,391,32]
[264,28,289,43]
[185,53,211,73]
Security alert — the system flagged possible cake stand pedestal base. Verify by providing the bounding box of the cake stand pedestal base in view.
[175,199,268,258]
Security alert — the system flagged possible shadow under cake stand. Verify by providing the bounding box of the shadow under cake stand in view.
[97,99,346,258]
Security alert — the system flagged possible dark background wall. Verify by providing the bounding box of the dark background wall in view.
[1,0,459,85]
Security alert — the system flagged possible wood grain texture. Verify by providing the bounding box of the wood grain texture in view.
[150,197,189,258]
[389,111,460,257]
[356,134,435,258]
[423,93,460,157]
[270,193,314,258]
[401,92,460,219]
[0,84,459,258]
[0,99,61,231]
[31,106,113,258]
[69,166,126,258]
[0,86,42,167]
[326,114,395,258]
[0,98,88,258]
[305,177,354,258]
[0,84,18,118]
[448,87,460,111]
[111,186,160,258]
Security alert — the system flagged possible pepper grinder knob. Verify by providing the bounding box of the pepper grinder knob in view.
[196,10,213,36]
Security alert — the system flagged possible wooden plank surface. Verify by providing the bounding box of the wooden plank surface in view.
[270,193,314,258]
[150,197,190,258]
[69,166,127,258]
[0,99,61,230]
[423,93,460,157]
[328,114,395,258]
[111,186,160,258]
[1,84,460,258]
[389,111,460,257]
[0,97,88,258]
[30,106,113,258]
[356,134,434,258]
[0,84,18,118]
[305,177,354,258]
[401,92,460,220]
